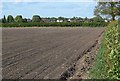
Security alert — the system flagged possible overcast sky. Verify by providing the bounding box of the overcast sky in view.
[1,0,97,18]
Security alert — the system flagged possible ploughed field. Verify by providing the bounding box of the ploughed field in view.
[2,27,104,79]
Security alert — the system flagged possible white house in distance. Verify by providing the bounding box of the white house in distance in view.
[56,19,63,22]
[68,19,71,22]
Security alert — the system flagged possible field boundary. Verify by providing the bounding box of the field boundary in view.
[89,21,120,80]
[1,22,108,27]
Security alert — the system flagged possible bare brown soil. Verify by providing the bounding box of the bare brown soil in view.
[69,32,103,80]
[2,27,104,79]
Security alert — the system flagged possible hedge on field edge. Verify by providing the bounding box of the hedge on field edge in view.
[1,22,108,27]
[89,21,120,80]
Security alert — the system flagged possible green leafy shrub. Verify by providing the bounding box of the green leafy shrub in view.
[104,21,120,79]
[89,21,120,80]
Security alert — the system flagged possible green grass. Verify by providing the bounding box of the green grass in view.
[89,37,109,79]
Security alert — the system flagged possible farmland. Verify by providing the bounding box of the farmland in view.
[2,27,104,79]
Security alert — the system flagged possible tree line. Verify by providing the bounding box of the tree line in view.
[0,15,109,27]
[1,15,107,23]
[0,15,42,23]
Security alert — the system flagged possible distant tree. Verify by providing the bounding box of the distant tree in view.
[15,15,23,22]
[22,18,27,23]
[84,17,88,21]
[85,17,88,20]
[49,17,57,22]
[51,17,57,20]
[92,15,104,22]
[71,17,77,20]
[32,15,41,22]
[58,17,64,20]
[94,2,120,20]
[78,17,83,20]
[2,15,7,23]
[7,15,14,23]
